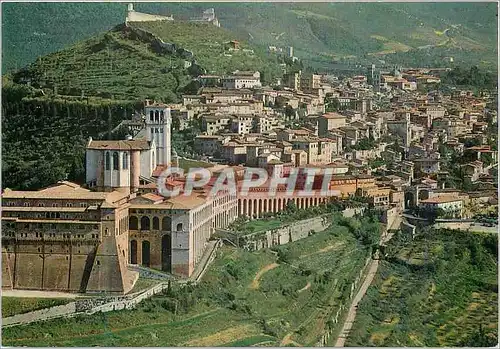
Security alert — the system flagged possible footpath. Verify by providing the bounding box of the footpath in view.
[2,239,221,328]
[334,230,395,347]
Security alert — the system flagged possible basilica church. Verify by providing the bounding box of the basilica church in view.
[2,101,238,294]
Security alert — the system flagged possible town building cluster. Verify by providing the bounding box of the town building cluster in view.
[2,61,497,295]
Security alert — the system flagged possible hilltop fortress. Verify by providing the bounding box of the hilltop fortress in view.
[125,3,220,27]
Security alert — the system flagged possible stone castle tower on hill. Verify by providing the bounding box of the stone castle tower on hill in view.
[125,3,220,27]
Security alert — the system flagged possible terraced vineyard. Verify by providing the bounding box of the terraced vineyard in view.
[346,229,498,347]
[2,215,375,347]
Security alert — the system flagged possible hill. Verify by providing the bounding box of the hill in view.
[346,229,498,346]
[10,21,282,101]
[2,2,498,73]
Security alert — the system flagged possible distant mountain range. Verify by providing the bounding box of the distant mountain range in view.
[2,2,498,72]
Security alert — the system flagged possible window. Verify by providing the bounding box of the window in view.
[38,203,44,207]
[141,216,150,230]
[152,217,160,230]
[66,203,73,207]
[160,128,163,133]
[155,110,159,122]
[105,151,110,170]
[150,110,154,121]
[112,152,119,170]
[123,153,128,169]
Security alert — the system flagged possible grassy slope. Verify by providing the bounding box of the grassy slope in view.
[2,297,72,318]
[346,229,498,347]
[2,219,370,347]
[2,3,497,72]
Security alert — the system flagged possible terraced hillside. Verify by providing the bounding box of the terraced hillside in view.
[2,213,377,347]
[346,229,498,347]
[12,22,282,101]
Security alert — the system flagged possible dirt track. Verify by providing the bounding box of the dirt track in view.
[250,263,279,290]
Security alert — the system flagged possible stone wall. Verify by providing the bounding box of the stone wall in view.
[126,11,173,23]
[317,255,372,346]
[2,233,138,295]
[221,208,368,252]
[400,220,416,239]
[2,240,222,328]
[239,215,330,251]
[382,207,402,230]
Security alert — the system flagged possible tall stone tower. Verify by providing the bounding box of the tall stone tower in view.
[144,103,171,166]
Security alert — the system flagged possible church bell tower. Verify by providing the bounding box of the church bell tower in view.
[144,103,171,166]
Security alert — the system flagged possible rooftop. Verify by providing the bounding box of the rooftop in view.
[87,139,151,151]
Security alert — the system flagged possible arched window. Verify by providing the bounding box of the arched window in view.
[112,152,119,170]
[176,223,183,231]
[105,152,110,170]
[153,216,160,230]
[150,110,154,121]
[155,110,159,122]
[141,216,150,230]
[129,216,138,230]
[123,153,128,169]
[162,216,171,231]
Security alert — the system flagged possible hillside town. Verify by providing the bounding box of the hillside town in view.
[1,2,498,347]
[3,59,497,296]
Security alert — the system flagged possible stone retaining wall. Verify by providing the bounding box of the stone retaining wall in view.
[237,208,366,252]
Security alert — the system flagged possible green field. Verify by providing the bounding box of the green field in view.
[2,215,375,347]
[178,158,214,172]
[346,229,498,347]
[2,297,72,318]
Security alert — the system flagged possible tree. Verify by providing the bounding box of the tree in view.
[285,200,297,214]
[284,104,295,119]
[172,115,181,130]
[325,97,340,112]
